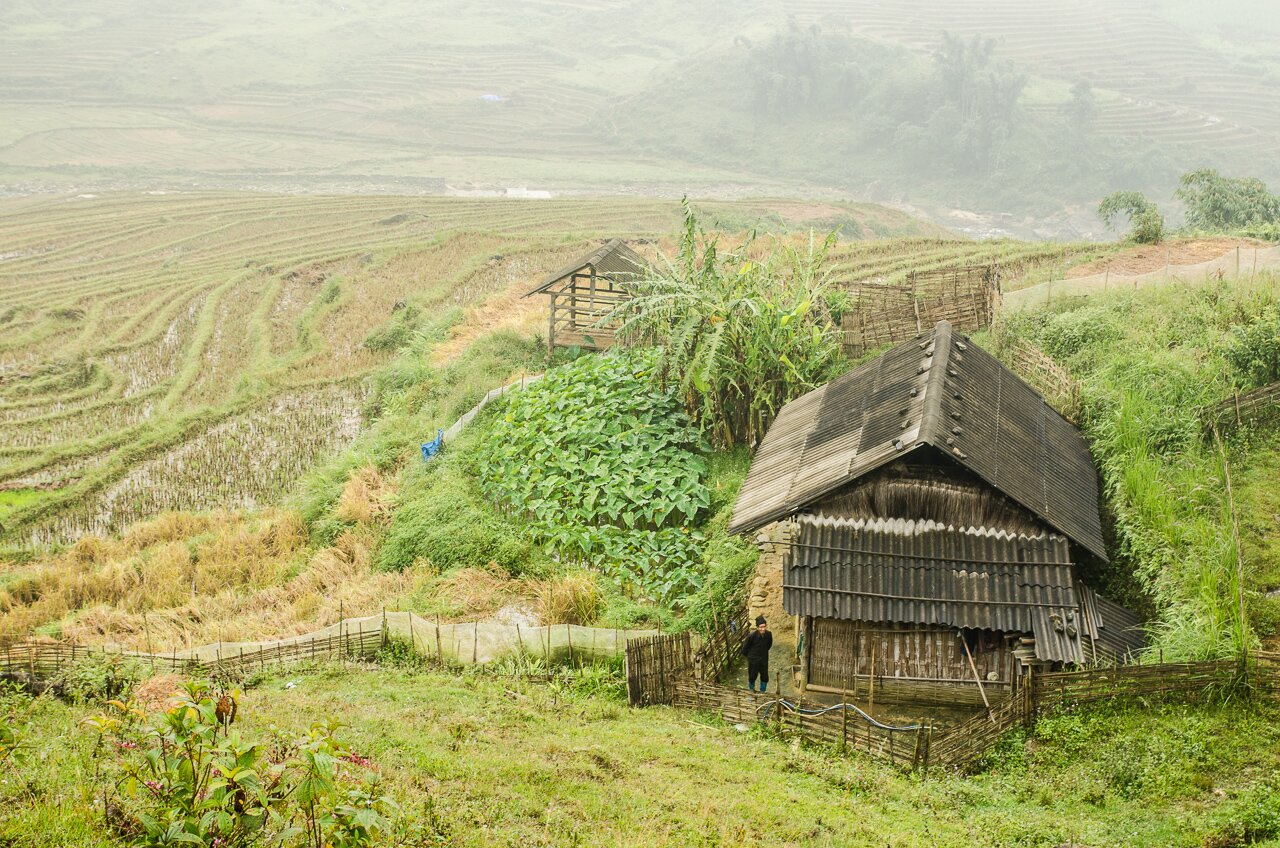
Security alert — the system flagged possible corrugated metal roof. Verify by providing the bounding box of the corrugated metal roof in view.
[784,514,1087,663]
[525,239,650,296]
[729,321,1108,562]
[1078,584,1148,661]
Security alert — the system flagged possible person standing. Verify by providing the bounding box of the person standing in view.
[741,616,773,693]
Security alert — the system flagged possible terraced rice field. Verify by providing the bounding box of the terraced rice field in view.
[784,0,1280,156]
[1,191,968,549]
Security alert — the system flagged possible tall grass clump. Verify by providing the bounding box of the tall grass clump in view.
[609,200,845,448]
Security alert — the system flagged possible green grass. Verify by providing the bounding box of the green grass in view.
[0,488,44,525]
[5,665,1280,847]
[995,271,1280,653]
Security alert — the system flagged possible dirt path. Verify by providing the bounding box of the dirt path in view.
[1066,238,1263,278]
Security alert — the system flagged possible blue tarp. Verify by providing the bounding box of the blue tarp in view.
[420,429,444,462]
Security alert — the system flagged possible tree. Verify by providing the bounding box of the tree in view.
[1176,168,1280,232]
[1062,79,1098,134]
[1098,191,1164,243]
[927,33,1027,171]
[608,200,844,449]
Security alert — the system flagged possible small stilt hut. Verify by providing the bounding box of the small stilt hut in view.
[729,320,1145,705]
[526,239,650,351]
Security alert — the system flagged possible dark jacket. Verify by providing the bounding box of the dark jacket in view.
[741,630,773,663]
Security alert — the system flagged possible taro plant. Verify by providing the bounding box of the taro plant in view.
[83,680,395,847]
[474,350,710,602]
[607,200,845,449]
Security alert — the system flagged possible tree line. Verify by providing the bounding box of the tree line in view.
[1100,169,1280,244]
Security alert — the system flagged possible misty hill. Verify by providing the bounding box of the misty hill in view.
[2,0,1278,236]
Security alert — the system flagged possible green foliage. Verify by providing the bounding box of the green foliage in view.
[0,706,23,770]
[83,681,396,847]
[474,350,710,601]
[375,449,546,575]
[675,450,759,633]
[611,201,844,449]
[1203,779,1280,848]
[1177,168,1280,233]
[374,638,428,670]
[362,305,421,354]
[1222,306,1280,388]
[1034,306,1122,360]
[1098,190,1164,243]
[50,655,145,705]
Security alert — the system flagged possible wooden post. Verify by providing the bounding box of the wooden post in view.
[547,292,557,353]
[958,630,994,721]
[840,689,849,753]
[144,614,154,673]
[435,614,443,662]
[775,678,782,734]
[868,639,877,715]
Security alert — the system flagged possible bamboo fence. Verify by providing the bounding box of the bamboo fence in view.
[997,336,1083,422]
[841,265,999,357]
[1202,381,1280,438]
[630,617,1277,773]
[624,631,693,706]
[673,678,928,768]
[0,629,386,684]
[1031,660,1242,712]
[1,611,651,687]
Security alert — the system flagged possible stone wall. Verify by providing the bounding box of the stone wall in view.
[747,520,799,689]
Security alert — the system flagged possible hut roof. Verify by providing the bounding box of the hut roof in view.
[525,239,650,296]
[728,321,1108,561]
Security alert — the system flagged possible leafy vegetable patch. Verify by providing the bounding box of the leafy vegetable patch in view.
[475,351,710,601]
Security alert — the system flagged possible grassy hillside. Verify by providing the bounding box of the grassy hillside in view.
[5,663,1280,846]
[1,1,1277,229]
[993,272,1280,653]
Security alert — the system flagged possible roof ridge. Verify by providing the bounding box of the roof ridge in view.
[919,320,952,447]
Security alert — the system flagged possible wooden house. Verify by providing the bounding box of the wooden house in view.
[728,320,1144,705]
[526,239,650,351]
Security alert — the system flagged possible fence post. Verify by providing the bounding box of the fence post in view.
[775,678,782,735]
[840,690,848,753]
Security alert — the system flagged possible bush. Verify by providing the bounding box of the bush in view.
[83,680,397,847]
[1177,168,1280,233]
[1098,190,1164,244]
[1222,307,1280,389]
[49,655,144,704]
[1036,307,1121,360]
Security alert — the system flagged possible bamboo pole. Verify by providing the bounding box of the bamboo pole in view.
[959,630,994,721]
